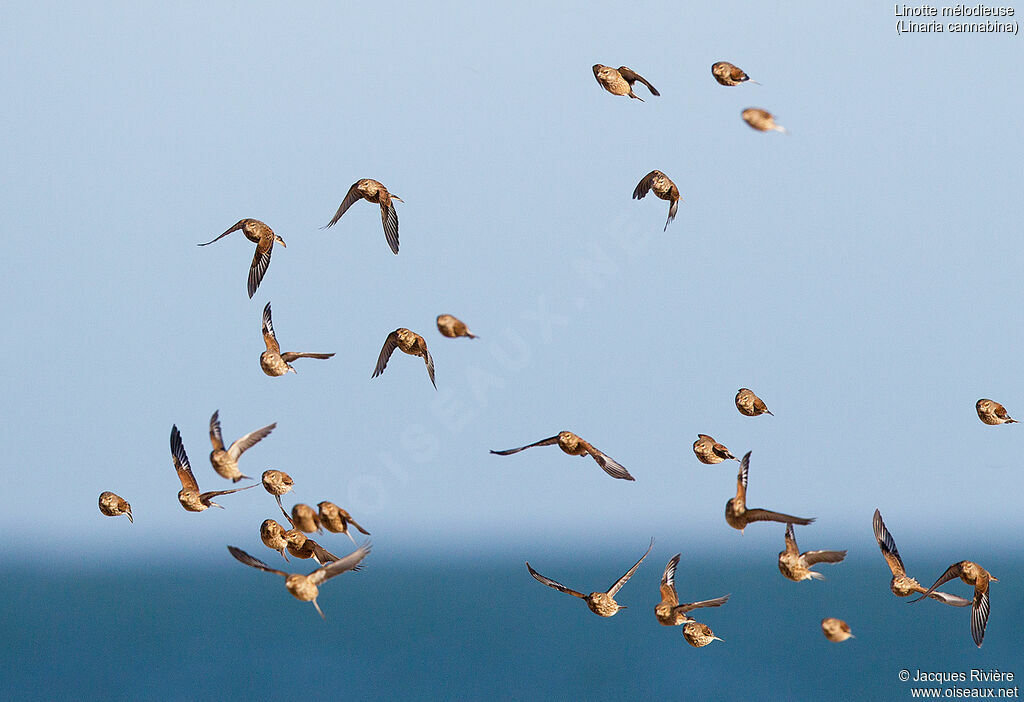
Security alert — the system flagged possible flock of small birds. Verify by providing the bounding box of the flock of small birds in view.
[97,60,1005,649]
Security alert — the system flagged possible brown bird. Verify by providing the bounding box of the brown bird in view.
[682,621,724,648]
[170,425,256,512]
[592,64,659,101]
[711,61,757,86]
[633,170,682,231]
[207,410,275,483]
[742,108,788,134]
[261,469,295,516]
[98,491,133,522]
[526,539,654,617]
[318,501,371,544]
[290,503,322,534]
[491,431,635,481]
[260,302,335,377]
[227,543,370,619]
[198,218,285,299]
[436,314,477,339]
[872,510,971,606]
[260,519,291,561]
[976,398,1017,425]
[735,388,773,417]
[910,561,998,647]
[778,522,846,582]
[655,554,730,626]
[373,328,435,389]
[282,528,340,565]
[693,434,738,465]
[322,179,402,254]
[726,452,814,533]
[821,617,854,642]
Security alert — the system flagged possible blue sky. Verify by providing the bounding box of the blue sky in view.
[1,1,1021,571]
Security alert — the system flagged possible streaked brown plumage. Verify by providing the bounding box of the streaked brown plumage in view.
[592,64,659,101]
[291,503,322,534]
[742,108,787,133]
[735,388,773,417]
[318,501,371,544]
[976,398,1017,425]
[372,328,435,389]
[322,179,402,254]
[436,314,477,339]
[260,302,335,377]
[198,218,285,299]
[872,510,971,606]
[261,469,295,516]
[726,451,814,533]
[682,622,724,648]
[207,410,275,483]
[260,519,291,561]
[170,425,256,512]
[227,543,370,619]
[491,430,635,481]
[693,434,738,465]
[711,61,757,86]
[655,554,730,626]
[526,539,654,617]
[633,170,682,231]
[910,560,998,647]
[98,491,132,522]
[778,522,846,582]
[282,528,340,565]
[821,617,853,642]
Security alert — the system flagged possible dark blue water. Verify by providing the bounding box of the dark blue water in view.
[3,552,1020,700]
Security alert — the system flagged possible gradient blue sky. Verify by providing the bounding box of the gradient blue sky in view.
[1,1,1021,575]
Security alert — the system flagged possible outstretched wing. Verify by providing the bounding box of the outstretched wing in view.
[421,343,436,388]
[909,562,965,604]
[306,539,341,566]
[248,237,273,299]
[198,219,245,246]
[380,202,399,254]
[262,302,280,354]
[580,441,635,481]
[617,66,659,96]
[526,562,586,599]
[659,554,680,607]
[745,509,814,526]
[803,550,847,566]
[928,590,972,607]
[281,352,335,362]
[632,170,661,200]
[199,483,257,501]
[227,545,288,577]
[607,537,654,597]
[873,509,906,576]
[313,542,372,585]
[372,331,399,379]
[783,522,799,556]
[170,425,199,492]
[227,422,277,460]
[209,410,225,451]
[322,182,363,229]
[972,590,990,647]
[490,436,560,456]
[675,594,731,614]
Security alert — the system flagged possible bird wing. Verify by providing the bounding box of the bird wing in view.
[928,589,973,607]
[323,182,363,229]
[227,545,288,577]
[526,562,586,599]
[617,66,659,96]
[381,202,400,255]
[872,509,906,576]
[745,509,814,526]
[632,171,660,200]
[199,483,257,501]
[803,549,847,566]
[227,422,277,460]
[170,425,199,492]
[659,554,680,607]
[783,522,799,557]
[972,590,990,647]
[712,443,735,461]
[580,441,635,481]
[675,594,731,614]
[262,302,280,354]
[306,539,341,565]
[247,237,273,299]
[281,352,335,362]
[372,331,399,378]
[347,517,371,535]
[209,410,225,451]
[664,197,679,232]
[422,343,436,388]
[607,537,654,597]
[909,562,965,603]
[312,542,372,584]
[490,435,560,455]
[198,219,245,246]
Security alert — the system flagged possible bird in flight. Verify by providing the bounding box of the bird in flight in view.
[491,431,635,481]
[526,538,654,617]
[198,218,285,299]
[436,314,477,339]
[821,617,853,642]
[169,425,256,512]
[318,501,371,544]
[260,302,335,376]
[976,398,1017,425]
[206,410,275,483]
[777,522,846,582]
[741,108,788,133]
[227,543,370,619]
[725,452,814,533]
[633,170,682,231]
[98,491,133,523]
[682,622,725,648]
[693,434,738,465]
[872,510,971,606]
[373,328,436,389]
[261,469,295,516]
[910,561,998,647]
[592,64,659,101]
[260,519,292,561]
[654,554,730,626]
[289,503,322,534]
[322,179,403,254]
[735,388,773,417]
[711,61,757,86]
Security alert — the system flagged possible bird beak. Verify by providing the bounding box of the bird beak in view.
[313,599,325,620]
[712,636,724,642]
[277,237,287,248]
[990,576,999,582]
[289,367,297,374]
[279,548,289,562]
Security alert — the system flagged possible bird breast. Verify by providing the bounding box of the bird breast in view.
[178,490,206,512]
[655,604,685,626]
[210,451,237,476]
[778,554,808,581]
[891,576,921,597]
[587,593,620,617]
[285,575,318,602]
[260,352,290,377]
[725,500,745,528]
[557,432,583,455]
